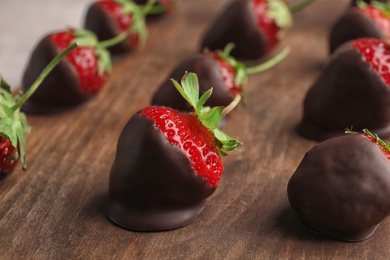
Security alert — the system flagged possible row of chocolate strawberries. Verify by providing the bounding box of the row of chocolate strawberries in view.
[288,0,390,242]
[0,0,309,232]
[107,0,317,232]
[0,0,177,182]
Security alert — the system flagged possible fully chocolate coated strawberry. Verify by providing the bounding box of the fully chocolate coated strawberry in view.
[297,38,390,141]
[288,130,390,241]
[330,1,390,53]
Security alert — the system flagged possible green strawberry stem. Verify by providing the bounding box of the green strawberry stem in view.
[141,0,158,16]
[288,0,315,13]
[222,94,242,117]
[245,47,290,74]
[10,42,78,113]
[98,32,129,49]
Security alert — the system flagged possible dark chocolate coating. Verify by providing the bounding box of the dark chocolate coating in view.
[200,0,267,63]
[297,42,390,141]
[329,8,385,53]
[84,2,133,54]
[151,54,235,111]
[287,135,390,241]
[108,112,216,231]
[21,35,93,115]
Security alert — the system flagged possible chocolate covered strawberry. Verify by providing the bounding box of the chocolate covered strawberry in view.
[288,129,390,241]
[22,29,123,114]
[200,0,312,63]
[152,44,289,112]
[297,38,390,141]
[0,43,77,183]
[108,72,241,231]
[330,1,390,53]
[84,0,156,54]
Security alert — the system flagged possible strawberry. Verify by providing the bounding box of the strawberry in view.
[287,129,390,241]
[84,0,156,54]
[0,43,77,183]
[108,72,241,231]
[297,38,390,141]
[152,44,289,112]
[330,1,390,53]
[21,29,122,114]
[200,0,312,63]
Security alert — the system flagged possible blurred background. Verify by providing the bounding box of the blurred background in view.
[0,0,92,89]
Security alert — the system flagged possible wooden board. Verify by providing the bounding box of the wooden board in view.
[2,0,389,258]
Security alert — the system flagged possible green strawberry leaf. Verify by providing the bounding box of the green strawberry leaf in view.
[200,106,223,130]
[268,0,293,29]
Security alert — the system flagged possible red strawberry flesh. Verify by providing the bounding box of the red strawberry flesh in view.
[352,38,390,86]
[253,0,280,52]
[50,30,107,94]
[98,0,139,47]
[208,53,242,95]
[0,137,18,176]
[363,133,390,160]
[140,106,224,187]
[356,6,390,39]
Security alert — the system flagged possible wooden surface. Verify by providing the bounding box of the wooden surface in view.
[2,0,389,259]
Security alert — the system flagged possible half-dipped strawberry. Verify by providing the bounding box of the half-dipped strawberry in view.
[0,43,77,183]
[84,0,155,54]
[297,38,390,141]
[21,29,120,114]
[152,44,289,112]
[108,72,241,231]
[330,1,390,53]
[200,0,312,63]
[288,129,390,241]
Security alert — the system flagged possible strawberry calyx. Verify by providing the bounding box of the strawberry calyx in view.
[346,128,390,159]
[113,0,156,45]
[210,43,290,95]
[170,72,241,157]
[0,43,77,170]
[72,29,126,76]
[356,0,390,18]
[266,0,292,30]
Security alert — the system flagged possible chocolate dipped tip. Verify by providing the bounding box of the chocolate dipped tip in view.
[287,134,390,241]
[108,114,216,231]
[108,200,206,231]
[298,41,390,141]
[151,54,235,111]
[329,5,385,53]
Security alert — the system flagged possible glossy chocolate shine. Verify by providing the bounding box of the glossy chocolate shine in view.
[108,113,216,231]
[151,54,235,111]
[297,43,390,141]
[200,0,267,63]
[287,135,390,241]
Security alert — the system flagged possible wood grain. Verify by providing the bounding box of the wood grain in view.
[2,0,389,259]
